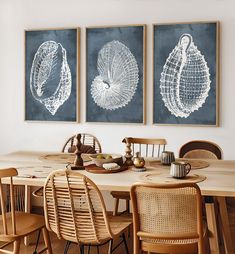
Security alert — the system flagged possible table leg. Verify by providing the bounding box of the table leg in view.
[24,185,31,246]
[217,197,234,254]
[205,202,220,254]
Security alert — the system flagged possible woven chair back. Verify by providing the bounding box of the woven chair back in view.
[0,168,18,236]
[179,140,222,160]
[62,133,102,154]
[131,183,203,241]
[44,169,112,245]
[123,137,167,158]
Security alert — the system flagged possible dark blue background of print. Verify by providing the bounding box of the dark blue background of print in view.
[86,26,144,123]
[153,23,218,125]
[25,29,77,121]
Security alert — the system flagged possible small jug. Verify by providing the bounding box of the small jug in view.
[170,161,191,179]
[161,151,175,165]
[133,152,145,168]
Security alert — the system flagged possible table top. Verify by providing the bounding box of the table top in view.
[1,151,235,197]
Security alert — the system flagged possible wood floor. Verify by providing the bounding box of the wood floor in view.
[2,208,235,254]
[3,230,132,254]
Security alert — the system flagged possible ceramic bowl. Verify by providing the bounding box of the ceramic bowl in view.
[89,154,123,167]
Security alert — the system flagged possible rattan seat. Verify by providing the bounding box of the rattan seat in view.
[131,183,208,254]
[44,169,131,254]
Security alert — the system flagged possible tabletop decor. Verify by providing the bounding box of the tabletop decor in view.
[153,21,219,126]
[140,172,206,184]
[85,164,128,174]
[25,28,80,122]
[86,25,146,123]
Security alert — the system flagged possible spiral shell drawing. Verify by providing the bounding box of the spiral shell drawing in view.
[91,40,139,110]
[160,33,211,118]
[30,41,72,115]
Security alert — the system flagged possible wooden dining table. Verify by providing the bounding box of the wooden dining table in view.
[0,151,235,254]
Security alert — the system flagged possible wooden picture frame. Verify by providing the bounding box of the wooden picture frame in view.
[25,28,80,122]
[153,21,219,126]
[86,25,146,124]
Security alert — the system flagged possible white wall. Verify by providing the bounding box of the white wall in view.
[0,0,235,159]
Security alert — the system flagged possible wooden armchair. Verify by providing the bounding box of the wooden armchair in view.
[131,182,208,254]
[0,168,52,254]
[44,169,132,254]
[111,137,167,216]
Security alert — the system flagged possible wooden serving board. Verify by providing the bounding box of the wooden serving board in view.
[85,164,128,174]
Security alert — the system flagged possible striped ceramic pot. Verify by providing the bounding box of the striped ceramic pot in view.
[161,151,175,165]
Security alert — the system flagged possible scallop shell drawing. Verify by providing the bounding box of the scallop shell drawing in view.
[30,41,72,115]
[91,40,139,110]
[160,33,211,118]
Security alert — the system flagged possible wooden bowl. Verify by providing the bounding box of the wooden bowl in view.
[89,154,123,167]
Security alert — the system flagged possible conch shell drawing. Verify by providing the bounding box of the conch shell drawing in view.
[160,33,211,118]
[91,40,139,110]
[30,41,72,115]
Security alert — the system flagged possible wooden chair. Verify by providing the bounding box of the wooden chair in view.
[179,140,234,253]
[44,169,132,254]
[179,140,222,160]
[62,133,102,154]
[0,168,52,254]
[111,137,167,216]
[131,182,208,254]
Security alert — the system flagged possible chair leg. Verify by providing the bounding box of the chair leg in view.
[42,227,53,254]
[64,241,71,254]
[122,233,129,254]
[113,198,119,216]
[33,229,41,254]
[80,245,84,254]
[13,239,21,254]
[108,239,113,254]
[126,200,130,213]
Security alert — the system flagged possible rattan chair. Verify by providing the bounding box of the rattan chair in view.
[179,140,222,160]
[0,168,52,254]
[111,137,167,216]
[131,182,208,254]
[62,133,102,154]
[44,169,131,254]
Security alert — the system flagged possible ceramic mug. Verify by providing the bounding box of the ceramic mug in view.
[161,151,175,165]
[170,161,191,178]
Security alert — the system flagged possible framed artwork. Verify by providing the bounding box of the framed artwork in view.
[153,22,219,126]
[86,25,146,123]
[25,28,79,122]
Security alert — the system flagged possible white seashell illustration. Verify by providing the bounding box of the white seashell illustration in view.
[91,40,139,110]
[30,41,72,115]
[160,33,211,118]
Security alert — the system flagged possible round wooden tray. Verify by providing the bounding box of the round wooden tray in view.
[39,153,91,164]
[140,172,206,184]
[147,159,209,170]
[85,164,128,174]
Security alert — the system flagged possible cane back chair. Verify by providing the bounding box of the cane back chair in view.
[131,182,208,254]
[44,169,131,254]
[179,140,234,253]
[62,133,102,154]
[111,137,167,216]
[179,140,222,160]
[0,168,52,254]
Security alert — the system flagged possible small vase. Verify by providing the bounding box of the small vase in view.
[133,152,145,168]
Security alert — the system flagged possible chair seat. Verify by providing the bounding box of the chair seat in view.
[110,191,130,200]
[0,212,45,242]
[109,215,132,236]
